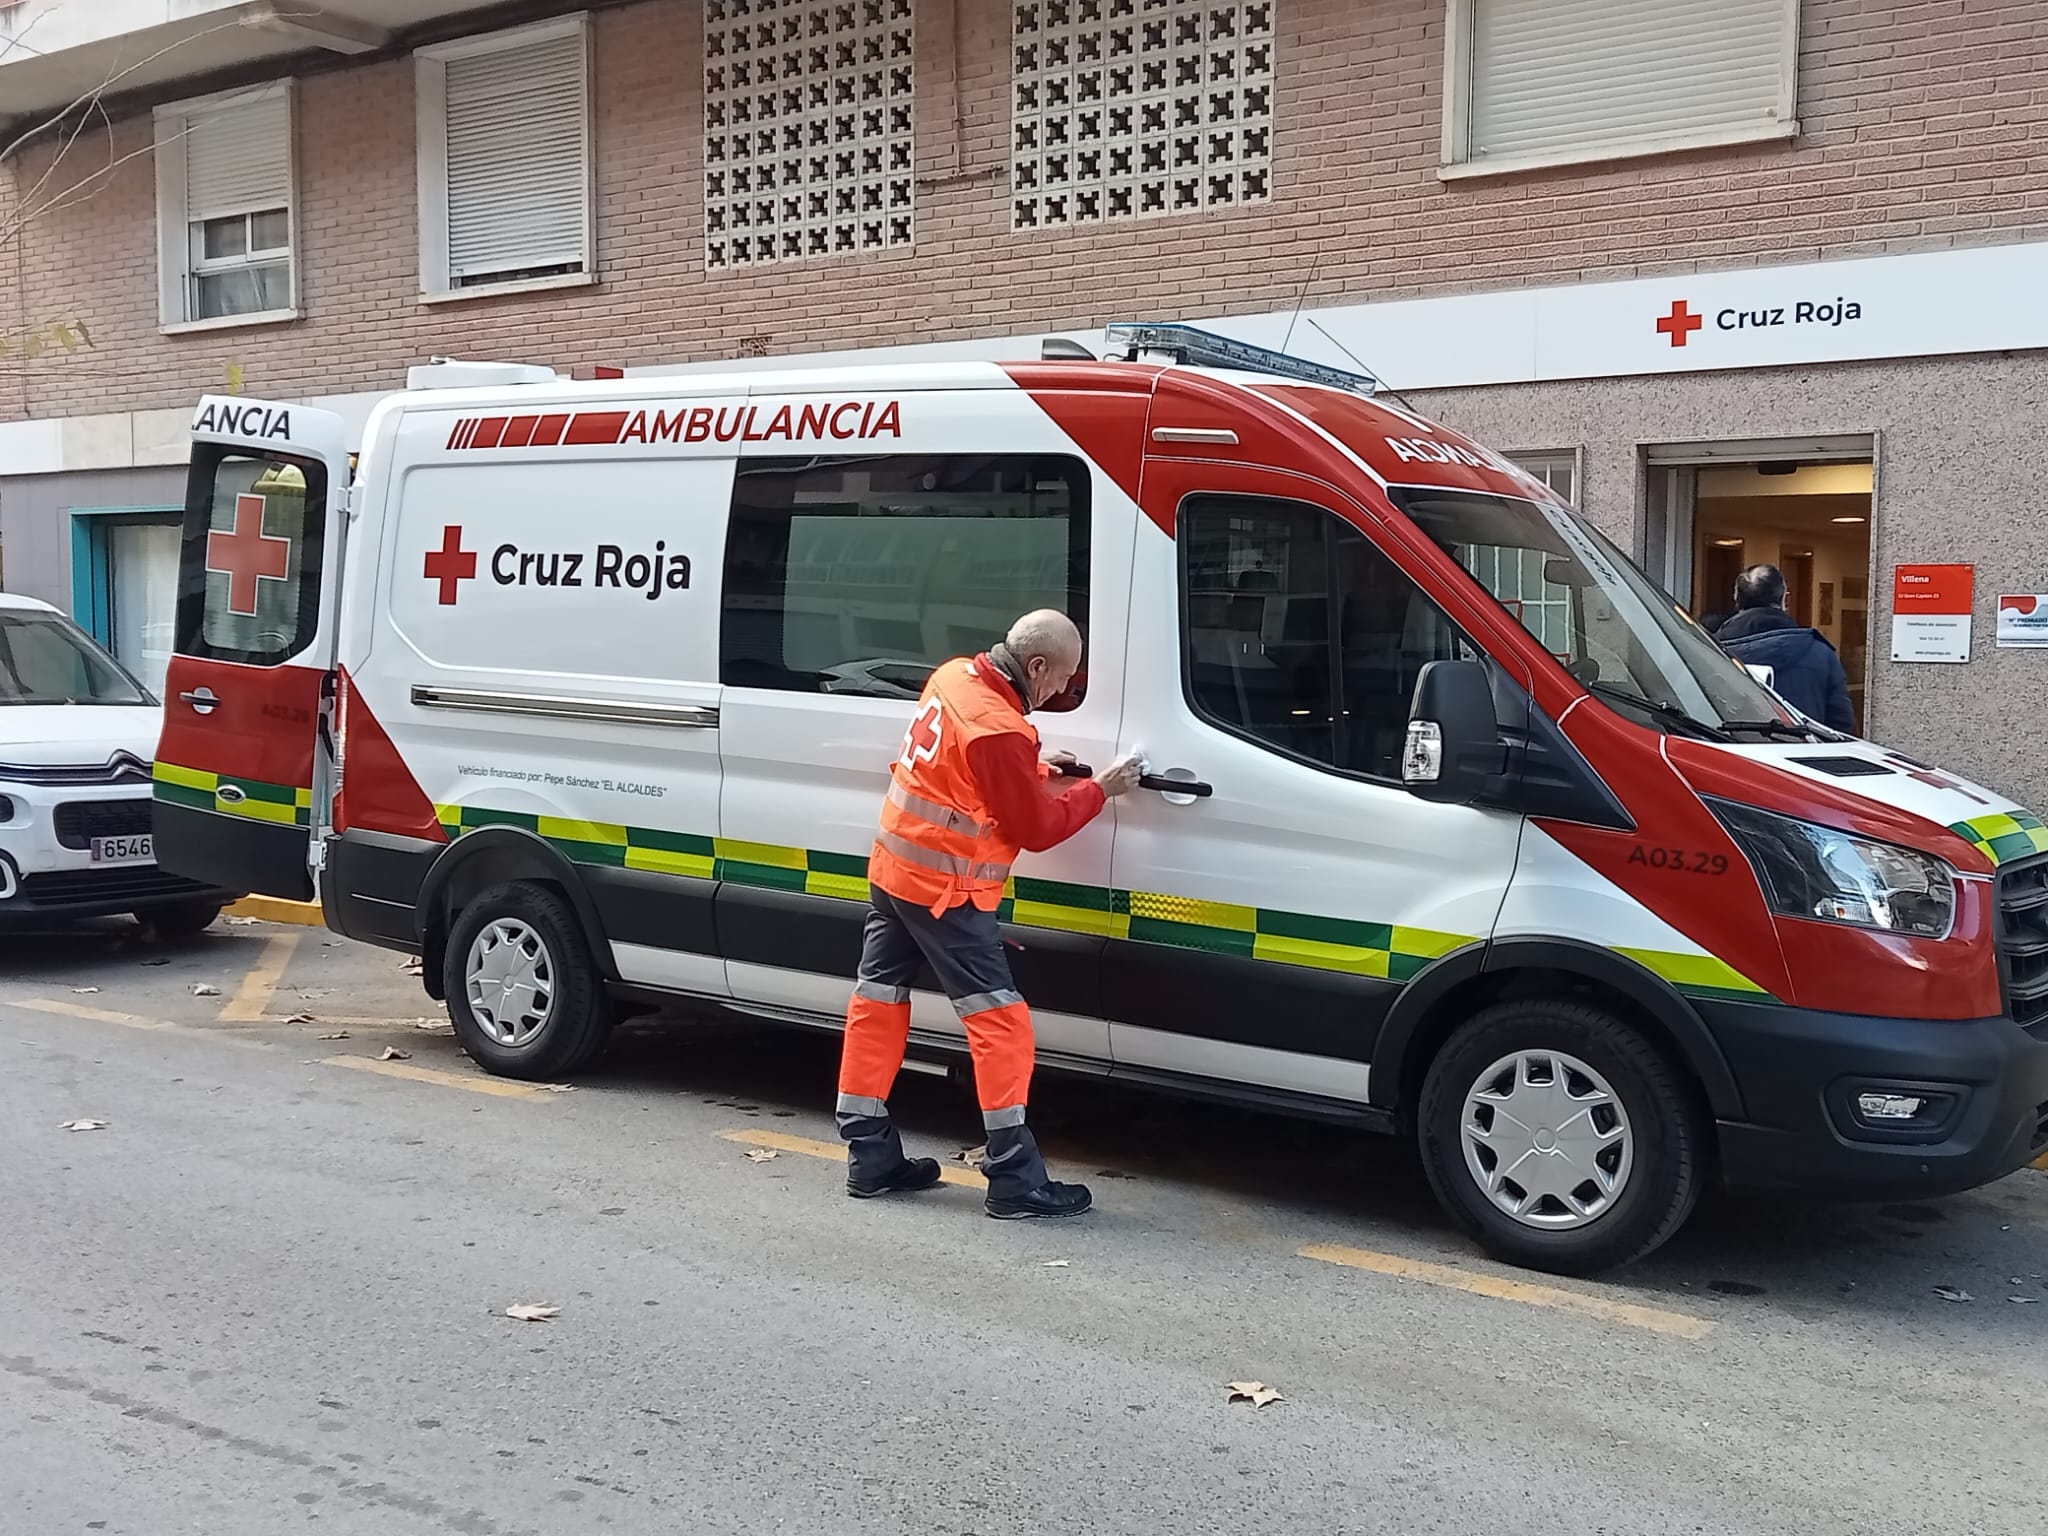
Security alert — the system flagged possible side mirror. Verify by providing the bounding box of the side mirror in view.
[1404,659,1506,805]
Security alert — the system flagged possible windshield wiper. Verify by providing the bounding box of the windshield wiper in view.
[1718,717,1830,742]
[1584,682,1730,741]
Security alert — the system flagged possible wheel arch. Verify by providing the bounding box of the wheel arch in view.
[1371,936,1745,1130]
[414,826,618,1001]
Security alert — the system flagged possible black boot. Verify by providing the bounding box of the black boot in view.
[848,1156,944,1199]
[985,1179,1093,1220]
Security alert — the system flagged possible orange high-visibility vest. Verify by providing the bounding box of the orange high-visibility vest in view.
[869,656,1047,915]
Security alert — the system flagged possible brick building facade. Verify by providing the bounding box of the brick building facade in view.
[4,0,2048,798]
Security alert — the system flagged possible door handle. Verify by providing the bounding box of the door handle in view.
[1139,772,1213,798]
[180,687,219,716]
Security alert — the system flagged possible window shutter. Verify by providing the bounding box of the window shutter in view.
[183,91,290,219]
[1468,0,1790,163]
[443,31,588,282]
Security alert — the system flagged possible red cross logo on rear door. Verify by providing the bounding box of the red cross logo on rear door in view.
[1657,301,1704,347]
[898,699,943,769]
[424,525,477,606]
[205,493,292,616]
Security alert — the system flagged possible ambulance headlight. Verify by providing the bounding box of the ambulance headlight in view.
[1708,800,1956,940]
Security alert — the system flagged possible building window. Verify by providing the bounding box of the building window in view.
[153,83,295,329]
[1013,0,1274,230]
[69,511,183,699]
[417,15,593,297]
[1442,0,1799,178]
[721,454,1090,702]
[1179,495,1477,782]
[704,0,916,270]
[1507,450,1578,507]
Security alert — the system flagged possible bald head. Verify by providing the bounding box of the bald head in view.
[1003,608,1083,708]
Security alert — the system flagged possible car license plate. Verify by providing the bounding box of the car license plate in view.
[91,834,152,864]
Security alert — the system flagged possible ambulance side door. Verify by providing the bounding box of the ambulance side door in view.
[1106,462,1524,1102]
[714,387,1131,1065]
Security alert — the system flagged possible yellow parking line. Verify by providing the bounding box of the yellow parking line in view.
[320,1054,552,1099]
[718,1127,986,1189]
[1298,1243,1715,1340]
[2033,1150,2048,1172]
[7,998,166,1028]
[222,931,299,1022]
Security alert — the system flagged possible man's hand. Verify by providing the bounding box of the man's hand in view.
[1098,753,1145,799]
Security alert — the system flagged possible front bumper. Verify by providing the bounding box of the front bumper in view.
[0,782,235,923]
[1704,997,2048,1200]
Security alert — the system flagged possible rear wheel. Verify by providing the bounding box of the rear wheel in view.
[1418,997,1703,1276]
[137,900,223,941]
[443,882,610,1080]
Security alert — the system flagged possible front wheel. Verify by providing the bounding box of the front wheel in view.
[443,882,611,1080]
[1418,998,1703,1276]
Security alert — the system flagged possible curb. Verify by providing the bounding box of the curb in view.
[225,895,327,929]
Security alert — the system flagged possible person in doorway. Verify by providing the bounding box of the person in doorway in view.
[1714,564,1857,733]
[836,610,1144,1218]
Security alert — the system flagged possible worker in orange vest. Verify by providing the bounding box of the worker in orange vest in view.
[837,610,1144,1218]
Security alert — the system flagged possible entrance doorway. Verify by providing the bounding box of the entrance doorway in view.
[1644,441,1875,735]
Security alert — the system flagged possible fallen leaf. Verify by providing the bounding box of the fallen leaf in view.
[316,1031,350,1041]
[226,915,262,926]
[402,959,424,976]
[951,1145,986,1165]
[379,1047,411,1061]
[60,1119,108,1132]
[1934,1286,1974,1303]
[503,1304,559,1323]
[2010,1296,2039,1305]
[543,1083,576,1093]
[191,984,220,998]
[1041,1260,1070,1268]
[283,1012,317,1025]
[70,986,100,995]
[1226,1380,1283,1408]
[743,1148,778,1163]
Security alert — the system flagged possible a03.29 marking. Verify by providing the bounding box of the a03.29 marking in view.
[1628,846,1729,875]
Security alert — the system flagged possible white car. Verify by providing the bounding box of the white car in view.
[0,592,239,935]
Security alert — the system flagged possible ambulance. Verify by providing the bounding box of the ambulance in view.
[153,326,2048,1274]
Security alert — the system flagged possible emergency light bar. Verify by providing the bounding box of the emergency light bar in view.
[1102,322,1378,394]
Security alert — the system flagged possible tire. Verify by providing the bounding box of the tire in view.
[137,900,223,941]
[1418,997,1703,1276]
[443,881,611,1080]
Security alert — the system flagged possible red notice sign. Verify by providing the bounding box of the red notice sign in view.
[1892,563,1974,663]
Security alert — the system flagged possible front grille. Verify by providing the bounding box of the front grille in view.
[18,867,211,906]
[1993,854,2048,1029]
[52,797,153,849]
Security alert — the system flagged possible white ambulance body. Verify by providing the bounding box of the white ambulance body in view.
[155,329,2048,1273]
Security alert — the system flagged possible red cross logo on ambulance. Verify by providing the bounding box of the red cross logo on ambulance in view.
[205,493,291,615]
[898,699,943,769]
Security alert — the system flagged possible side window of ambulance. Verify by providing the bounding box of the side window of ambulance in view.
[175,448,328,668]
[1180,495,1477,781]
[721,453,1091,705]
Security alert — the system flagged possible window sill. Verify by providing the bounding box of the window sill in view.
[419,271,597,306]
[1438,119,1800,182]
[160,309,301,336]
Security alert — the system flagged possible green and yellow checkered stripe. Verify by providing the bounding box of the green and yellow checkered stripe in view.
[431,803,1770,998]
[154,762,312,827]
[1946,810,2048,867]
[433,805,1477,981]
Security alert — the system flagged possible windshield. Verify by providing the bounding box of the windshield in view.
[0,611,152,707]
[1388,488,1795,735]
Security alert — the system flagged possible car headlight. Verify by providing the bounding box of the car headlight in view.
[1708,799,1956,940]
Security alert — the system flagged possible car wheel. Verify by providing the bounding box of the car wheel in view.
[137,900,223,941]
[443,881,610,1080]
[1418,997,1703,1276]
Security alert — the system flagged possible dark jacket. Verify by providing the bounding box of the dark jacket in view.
[1714,606,1856,733]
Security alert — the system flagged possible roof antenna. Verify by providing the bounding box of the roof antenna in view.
[1279,246,1322,358]
[1304,315,1425,417]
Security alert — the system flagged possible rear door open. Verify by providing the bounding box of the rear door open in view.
[152,396,353,901]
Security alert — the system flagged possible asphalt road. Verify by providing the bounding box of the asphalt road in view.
[3,917,2046,1535]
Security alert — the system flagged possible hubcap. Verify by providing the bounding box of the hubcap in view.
[1460,1050,1633,1230]
[465,919,555,1048]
